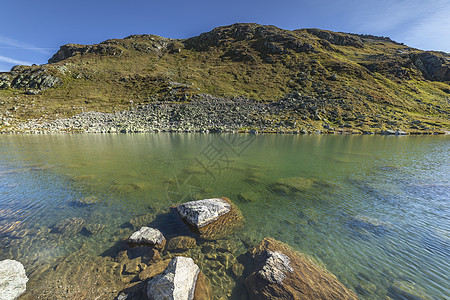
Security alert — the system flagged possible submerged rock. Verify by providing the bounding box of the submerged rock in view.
[176,197,244,240]
[238,191,259,203]
[245,237,358,299]
[52,217,86,236]
[347,215,391,237]
[129,213,155,230]
[166,236,197,252]
[83,223,106,235]
[138,259,171,281]
[147,256,211,300]
[72,195,100,206]
[127,227,166,249]
[388,280,431,300]
[271,177,333,194]
[0,259,28,300]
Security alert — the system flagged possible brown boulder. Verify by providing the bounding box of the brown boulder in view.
[138,259,171,281]
[245,237,358,300]
[193,270,213,300]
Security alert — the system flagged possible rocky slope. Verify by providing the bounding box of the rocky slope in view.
[1,23,449,133]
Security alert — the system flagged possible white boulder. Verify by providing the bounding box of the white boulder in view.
[147,256,200,300]
[128,227,166,249]
[176,198,231,228]
[0,259,28,300]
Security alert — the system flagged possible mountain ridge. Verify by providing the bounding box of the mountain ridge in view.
[0,23,449,133]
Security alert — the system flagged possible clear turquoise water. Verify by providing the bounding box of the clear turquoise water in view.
[0,134,449,299]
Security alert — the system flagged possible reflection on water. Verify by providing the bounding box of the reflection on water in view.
[0,134,449,299]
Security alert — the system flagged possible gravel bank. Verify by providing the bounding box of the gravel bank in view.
[16,94,335,134]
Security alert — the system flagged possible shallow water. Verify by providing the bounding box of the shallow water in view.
[0,134,449,299]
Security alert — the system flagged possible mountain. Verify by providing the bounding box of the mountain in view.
[0,23,449,133]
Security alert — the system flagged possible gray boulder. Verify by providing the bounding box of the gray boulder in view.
[176,198,231,228]
[147,256,199,300]
[128,227,166,249]
[0,259,28,300]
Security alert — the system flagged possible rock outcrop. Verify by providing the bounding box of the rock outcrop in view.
[305,28,364,48]
[0,65,60,92]
[176,197,244,239]
[0,259,28,300]
[186,23,316,55]
[48,43,123,63]
[412,52,450,82]
[146,256,211,300]
[245,237,358,299]
[127,227,166,249]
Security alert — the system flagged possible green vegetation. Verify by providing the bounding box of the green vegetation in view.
[0,23,449,132]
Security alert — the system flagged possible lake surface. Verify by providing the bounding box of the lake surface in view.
[0,134,449,299]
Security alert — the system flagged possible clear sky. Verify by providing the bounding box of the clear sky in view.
[1,0,449,71]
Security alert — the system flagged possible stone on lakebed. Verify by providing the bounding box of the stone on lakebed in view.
[127,227,166,249]
[0,259,28,300]
[166,236,197,252]
[176,197,244,240]
[147,256,212,300]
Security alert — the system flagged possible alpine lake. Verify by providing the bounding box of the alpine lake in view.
[0,133,449,299]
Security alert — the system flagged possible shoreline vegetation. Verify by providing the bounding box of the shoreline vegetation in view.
[1,23,449,134]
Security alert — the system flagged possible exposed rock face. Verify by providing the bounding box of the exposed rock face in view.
[412,52,450,81]
[186,23,316,55]
[127,227,166,249]
[0,65,60,91]
[0,259,28,300]
[176,197,244,240]
[177,198,231,227]
[48,43,123,63]
[305,28,364,48]
[245,237,358,300]
[147,256,211,300]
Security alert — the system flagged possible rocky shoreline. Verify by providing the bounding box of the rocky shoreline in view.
[2,93,448,135]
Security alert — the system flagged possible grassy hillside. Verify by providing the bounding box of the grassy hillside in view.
[0,23,449,133]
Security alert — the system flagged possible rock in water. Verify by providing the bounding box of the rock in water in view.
[177,198,231,227]
[147,256,211,300]
[138,259,172,281]
[166,236,197,252]
[245,237,358,300]
[271,177,334,195]
[127,227,166,249]
[0,259,28,300]
[52,217,86,236]
[176,197,244,240]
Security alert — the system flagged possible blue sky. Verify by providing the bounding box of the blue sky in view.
[1,0,449,71]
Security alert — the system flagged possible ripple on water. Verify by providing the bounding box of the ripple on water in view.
[0,134,449,299]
